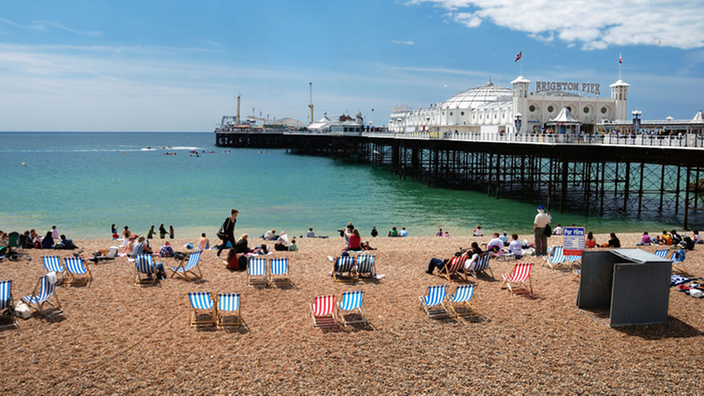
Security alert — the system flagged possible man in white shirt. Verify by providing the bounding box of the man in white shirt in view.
[508,233,523,258]
[487,233,503,252]
[533,206,550,256]
[264,229,277,241]
[399,227,408,237]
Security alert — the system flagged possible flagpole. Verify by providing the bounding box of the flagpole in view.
[520,48,523,76]
[618,53,622,80]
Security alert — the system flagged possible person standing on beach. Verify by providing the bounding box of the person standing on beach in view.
[147,225,155,239]
[217,209,238,258]
[169,225,174,239]
[159,224,167,239]
[533,206,550,256]
[371,226,378,237]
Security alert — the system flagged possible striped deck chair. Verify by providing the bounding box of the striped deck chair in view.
[467,253,494,279]
[170,250,203,281]
[187,291,216,327]
[438,255,468,282]
[310,294,337,328]
[356,255,377,279]
[269,258,291,287]
[670,249,689,274]
[419,285,451,319]
[64,257,92,286]
[447,284,478,318]
[333,256,357,283]
[0,280,18,329]
[544,246,569,270]
[42,256,66,284]
[247,257,267,287]
[134,254,158,285]
[22,274,62,318]
[654,249,668,258]
[337,290,368,327]
[216,293,242,328]
[501,262,534,295]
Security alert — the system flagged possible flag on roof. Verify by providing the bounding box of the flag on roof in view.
[619,53,622,64]
[515,51,522,62]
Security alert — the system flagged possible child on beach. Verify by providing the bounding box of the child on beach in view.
[636,232,651,246]
[159,241,174,257]
[585,232,597,248]
[436,229,443,237]
[288,238,298,251]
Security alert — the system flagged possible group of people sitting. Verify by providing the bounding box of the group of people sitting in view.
[223,233,282,271]
[340,223,377,253]
[636,229,699,250]
[1,227,79,250]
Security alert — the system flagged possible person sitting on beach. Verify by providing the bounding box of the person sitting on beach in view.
[158,241,174,257]
[399,227,408,237]
[122,226,132,239]
[55,234,77,250]
[636,232,651,246]
[371,226,378,237]
[487,233,504,252]
[499,232,509,246]
[651,234,661,245]
[198,233,210,250]
[390,227,398,237]
[288,238,298,251]
[508,234,523,258]
[0,231,7,245]
[306,227,315,238]
[120,235,137,256]
[436,228,443,237]
[236,234,249,254]
[585,232,597,248]
[361,240,377,251]
[51,225,59,241]
[473,225,483,237]
[602,233,621,248]
[462,242,484,270]
[30,229,40,242]
[693,230,703,244]
[444,231,450,237]
[670,229,682,245]
[263,229,277,241]
[20,231,33,248]
[659,230,672,245]
[252,244,269,255]
[346,229,362,251]
[274,231,289,251]
[41,231,54,249]
[224,249,247,271]
[112,231,119,240]
[134,239,166,279]
[553,224,563,235]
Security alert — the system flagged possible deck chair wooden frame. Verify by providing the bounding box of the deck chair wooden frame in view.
[64,257,92,286]
[447,284,479,318]
[419,285,451,319]
[216,293,242,328]
[310,294,337,328]
[336,290,368,327]
[42,256,66,284]
[0,280,18,329]
[355,254,377,279]
[501,262,534,295]
[247,257,268,287]
[134,254,158,286]
[170,250,203,281]
[22,275,62,318]
[268,258,291,287]
[467,253,494,279]
[438,256,468,282]
[544,246,569,270]
[187,291,216,327]
[670,250,689,274]
[333,256,357,283]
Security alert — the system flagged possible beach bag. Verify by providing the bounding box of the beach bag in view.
[217,218,229,240]
[544,224,552,237]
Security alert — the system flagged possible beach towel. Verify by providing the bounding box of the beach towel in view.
[670,275,690,287]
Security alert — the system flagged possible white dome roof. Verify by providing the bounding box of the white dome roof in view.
[439,80,512,110]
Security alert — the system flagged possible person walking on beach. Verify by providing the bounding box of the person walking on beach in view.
[169,225,174,239]
[533,205,550,256]
[217,209,239,258]
[159,224,167,239]
[147,225,155,239]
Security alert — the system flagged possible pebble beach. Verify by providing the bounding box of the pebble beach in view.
[0,232,702,394]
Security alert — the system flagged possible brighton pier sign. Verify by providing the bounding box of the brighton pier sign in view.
[535,81,600,96]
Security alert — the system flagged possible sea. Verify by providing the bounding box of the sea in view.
[0,132,685,239]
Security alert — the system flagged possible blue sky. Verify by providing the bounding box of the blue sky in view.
[0,0,702,131]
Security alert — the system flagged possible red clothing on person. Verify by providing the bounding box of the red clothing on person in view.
[348,235,361,250]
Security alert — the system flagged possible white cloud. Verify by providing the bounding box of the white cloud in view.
[0,17,103,37]
[409,0,704,50]
[392,40,415,45]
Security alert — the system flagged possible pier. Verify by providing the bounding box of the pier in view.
[216,130,704,228]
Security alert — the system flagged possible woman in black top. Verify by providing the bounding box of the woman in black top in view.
[217,209,239,257]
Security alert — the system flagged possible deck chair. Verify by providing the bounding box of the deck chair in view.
[654,249,668,259]
[333,256,357,283]
[42,256,66,283]
[170,250,203,281]
[467,253,494,279]
[134,254,158,285]
[356,254,377,279]
[187,291,216,327]
[269,258,291,287]
[438,255,468,282]
[247,257,268,287]
[544,246,569,270]
[7,232,19,249]
[310,294,337,328]
[501,262,534,295]
[0,280,18,329]
[337,290,368,327]
[216,293,242,328]
[22,274,62,318]
[419,285,451,319]
[572,269,581,282]
[447,284,478,318]
[64,257,92,286]
[670,249,689,274]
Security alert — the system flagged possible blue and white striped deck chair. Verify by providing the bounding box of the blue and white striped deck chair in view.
[247,257,267,287]
[447,284,478,318]
[544,246,569,270]
[0,280,18,329]
[269,258,291,287]
[654,249,668,258]
[187,291,216,327]
[134,254,157,285]
[419,285,451,319]
[336,290,368,327]
[217,293,242,328]
[22,274,62,318]
[170,250,203,281]
[333,256,357,283]
[670,249,689,274]
[356,255,376,279]
[42,256,66,284]
[64,257,92,286]
[467,253,494,279]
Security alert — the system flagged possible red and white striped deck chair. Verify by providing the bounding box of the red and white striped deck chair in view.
[310,294,337,328]
[439,255,468,282]
[501,262,534,295]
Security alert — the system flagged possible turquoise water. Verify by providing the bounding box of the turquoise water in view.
[0,132,685,239]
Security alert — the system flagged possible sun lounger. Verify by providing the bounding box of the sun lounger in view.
[333,256,357,283]
[269,258,291,287]
[21,274,62,318]
[64,257,92,286]
[501,262,534,295]
[438,255,468,282]
[216,293,242,328]
[337,290,368,327]
[247,257,267,287]
[0,280,18,329]
[447,284,478,318]
[419,285,451,319]
[187,291,216,327]
[310,294,337,328]
[170,250,203,281]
